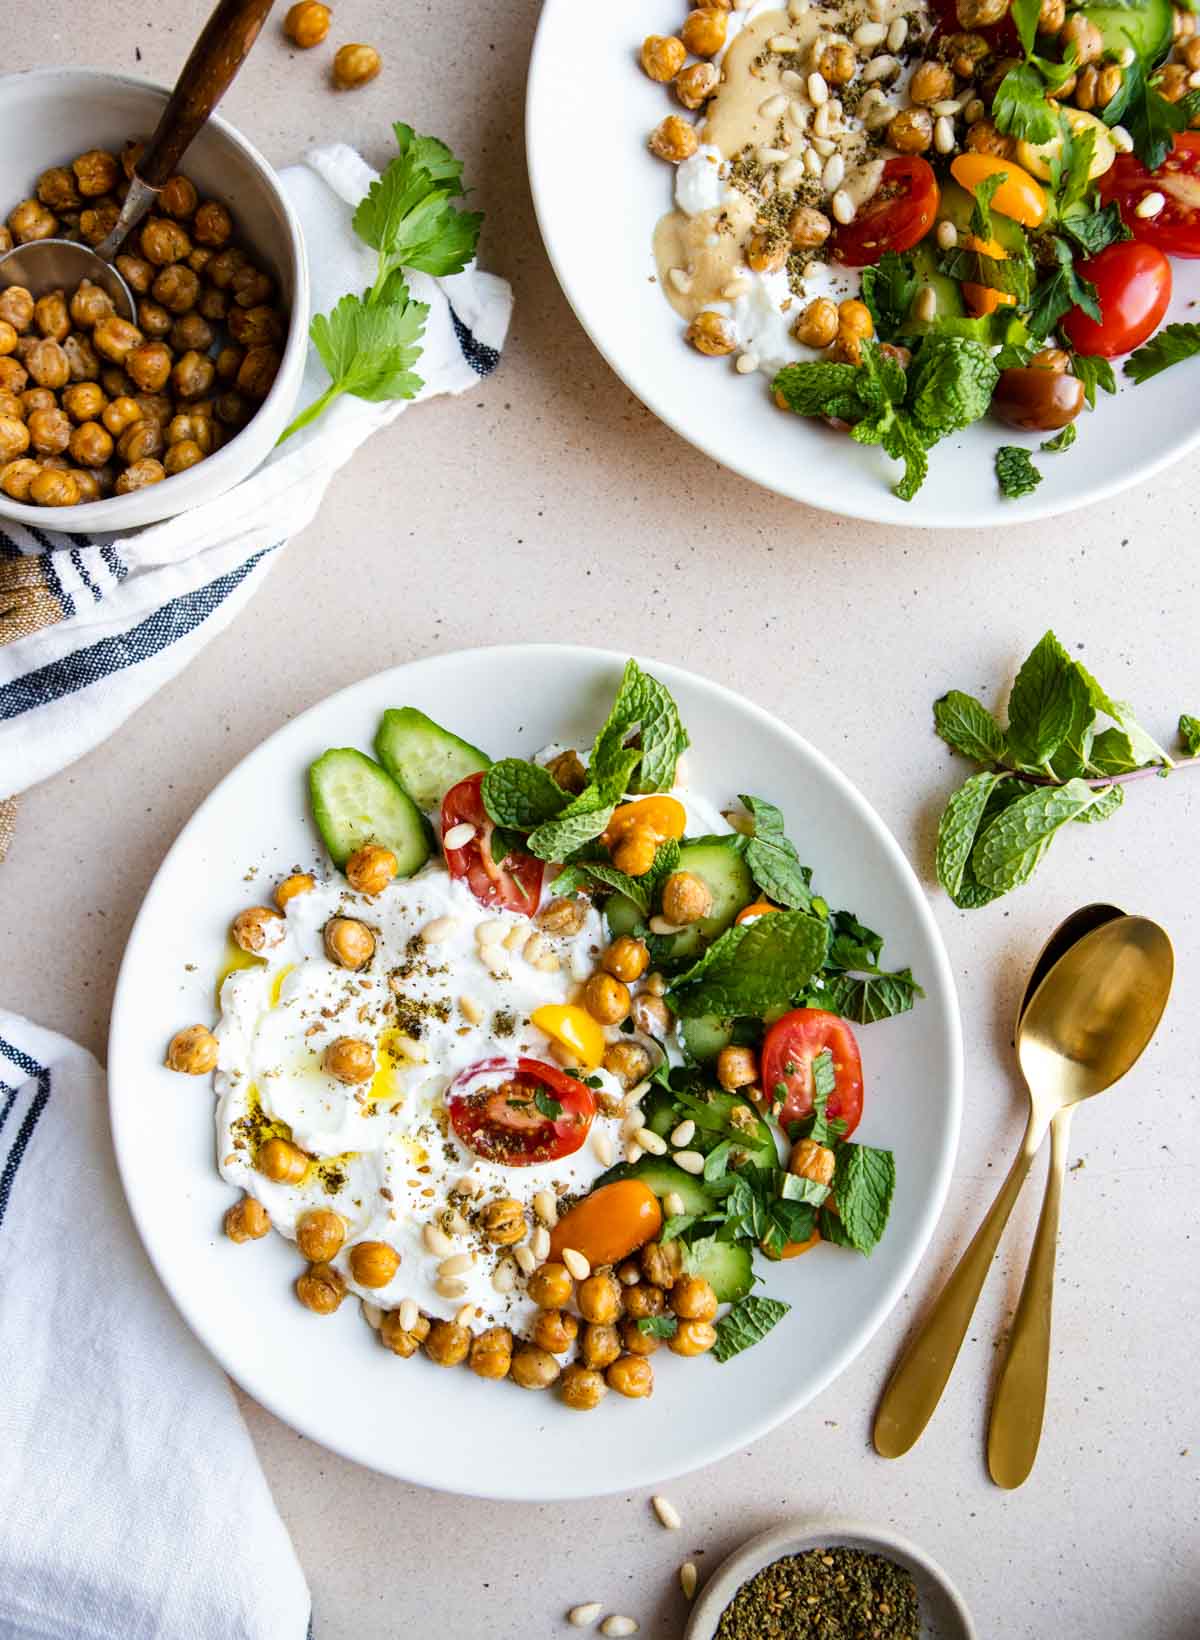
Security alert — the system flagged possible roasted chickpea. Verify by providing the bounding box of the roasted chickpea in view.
[215,389,249,427]
[603,1040,652,1089]
[579,1320,622,1370]
[641,1239,683,1289]
[286,0,332,46]
[66,282,115,331]
[612,823,660,875]
[0,457,40,500]
[189,246,213,277]
[26,341,69,391]
[231,904,285,953]
[1183,34,1200,70]
[37,166,81,212]
[669,1318,718,1356]
[141,218,191,266]
[333,42,383,88]
[323,1036,375,1084]
[9,200,57,244]
[93,315,144,365]
[67,421,113,468]
[887,107,935,154]
[153,264,201,313]
[469,1325,514,1380]
[532,1308,578,1353]
[102,395,142,436]
[323,915,375,969]
[0,418,30,464]
[510,1343,561,1389]
[785,208,830,257]
[69,468,102,502]
[160,174,199,219]
[380,1308,430,1357]
[235,345,280,399]
[941,29,992,75]
[578,1270,623,1325]
[224,1195,270,1241]
[480,1196,527,1245]
[966,117,1016,158]
[0,286,34,333]
[114,457,165,493]
[194,202,235,249]
[681,7,728,56]
[716,1044,758,1092]
[684,309,735,355]
[788,295,838,351]
[164,438,205,476]
[746,230,789,275]
[956,0,1008,23]
[789,1136,836,1187]
[650,113,701,165]
[167,411,216,453]
[423,1318,472,1365]
[642,33,687,80]
[631,992,673,1038]
[606,1353,654,1397]
[527,1260,574,1308]
[116,254,155,294]
[296,1207,345,1262]
[80,203,120,247]
[21,387,54,417]
[257,1137,309,1184]
[0,391,22,418]
[32,291,69,343]
[623,1282,667,1321]
[171,313,215,354]
[124,342,172,394]
[100,366,133,398]
[214,345,241,385]
[819,40,857,84]
[27,408,71,456]
[661,870,713,926]
[537,896,589,935]
[599,937,647,986]
[909,59,957,105]
[1078,62,1123,109]
[349,1240,400,1288]
[275,871,316,910]
[670,1274,718,1323]
[0,321,15,358]
[346,843,398,896]
[296,1261,345,1315]
[61,334,100,383]
[72,149,118,197]
[1154,62,1190,102]
[0,361,28,398]
[620,1317,662,1357]
[560,1364,608,1410]
[0,227,10,254]
[136,299,173,339]
[1061,11,1104,64]
[117,418,164,464]
[199,291,231,335]
[582,971,631,1027]
[135,391,174,428]
[165,1022,219,1073]
[675,60,720,108]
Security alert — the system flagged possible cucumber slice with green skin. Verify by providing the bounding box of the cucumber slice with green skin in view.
[681,1014,735,1062]
[309,748,431,875]
[1082,0,1171,64]
[374,707,490,812]
[937,180,1027,255]
[599,1156,718,1216]
[605,836,754,963]
[683,1237,754,1304]
[898,242,965,337]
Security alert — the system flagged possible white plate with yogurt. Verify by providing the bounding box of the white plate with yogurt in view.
[108,645,962,1499]
[525,0,1200,527]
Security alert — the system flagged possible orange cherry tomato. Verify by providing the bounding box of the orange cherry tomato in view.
[603,795,687,846]
[949,154,1047,228]
[735,900,779,925]
[962,282,1016,317]
[765,1224,822,1260]
[548,1179,662,1267]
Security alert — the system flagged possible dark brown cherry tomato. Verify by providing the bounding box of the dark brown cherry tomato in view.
[992,366,1085,431]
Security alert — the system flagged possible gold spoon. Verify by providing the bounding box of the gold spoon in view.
[873,912,1174,1461]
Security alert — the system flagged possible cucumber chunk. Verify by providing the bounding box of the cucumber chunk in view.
[680,1014,735,1063]
[898,242,965,337]
[374,707,490,812]
[309,748,431,875]
[936,180,1027,255]
[684,1236,754,1304]
[600,1156,718,1216]
[1082,0,1171,64]
[605,836,754,964]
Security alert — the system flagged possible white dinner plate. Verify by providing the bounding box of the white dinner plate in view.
[526,0,1200,527]
[108,646,962,1500]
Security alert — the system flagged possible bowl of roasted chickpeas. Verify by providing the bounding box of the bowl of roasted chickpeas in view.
[0,68,310,533]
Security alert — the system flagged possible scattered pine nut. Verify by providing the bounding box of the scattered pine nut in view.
[524,932,547,964]
[533,1188,558,1227]
[421,915,458,943]
[514,1243,537,1275]
[360,1300,383,1330]
[671,1119,696,1147]
[652,1494,682,1530]
[398,1297,419,1331]
[600,1619,639,1638]
[568,1606,603,1628]
[504,921,532,953]
[636,1127,668,1156]
[680,1562,698,1601]
[460,995,484,1024]
[536,953,562,973]
[438,1252,473,1278]
[674,1150,705,1175]
[423,1223,456,1258]
[530,1225,552,1261]
[593,1128,615,1165]
[562,1247,591,1280]
[626,1141,645,1166]
[664,1190,686,1218]
[455,1302,475,1328]
[443,822,476,850]
[436,1276,468,1299]
[1135,191,1165,218]
[492,1257,517,1294]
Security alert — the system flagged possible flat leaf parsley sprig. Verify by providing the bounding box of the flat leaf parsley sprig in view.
[279,123,483,442]
[934,630,1199,907]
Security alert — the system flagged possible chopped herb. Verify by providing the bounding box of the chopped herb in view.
[713,1546,919,1639]
[636,1315,679,1339]
[996,444,1043,498]
[533,1089,563,1120]
[712,1295,791,1363]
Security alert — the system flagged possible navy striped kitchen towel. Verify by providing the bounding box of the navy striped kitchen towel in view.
[0,1015,312,1639]
[0,143,511,860]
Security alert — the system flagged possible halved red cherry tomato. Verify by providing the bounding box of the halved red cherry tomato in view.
[831,156,940,267]
[1060,240,1172,358]
[447,1056,595,1165]
[441,771,544,914]
[1100,133,1200,258]
[761,1008,864,1140]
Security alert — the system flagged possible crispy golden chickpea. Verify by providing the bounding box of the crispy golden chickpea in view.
[0,360,28,397]
[0,458,40,500]
[582,971,631,1027]
[624,1282,666,1321]
[165,1022,219,1073]
[297,1208,345,1262]
[20,387,54,417]
[213,347,240,388]
[27,408,71,456]
[527,1260,574,1308]
[746,231,789,275]
[789,1136,836,1187]
[579,1320,622,1369]
[136,391,173,429]
[37,166,81,212]
[0,321,15,358]
[650,114,701,164]
[480,1196,527,1245]
[168,350,214,402]
[215,389,250,426]
[194,201,234,249]
[641,1239,683,1289]
[819,40,857,84]
[349,1240,400,1288]
[632,992,673,1037]
[1154,62,1189,101]
[909,59,956,104]
[560,1364,608,1410]
[681,6,728,56]
[791,295,839,351]
[124,341,172,393]
[956,0,1008,23]
[164,439,205,477]
[27,341,70,390]
[685,309,736,356]
[424,1319,471,1367]
[1061,11,1104,64]
[670,1274,718,1323]
[716,1044,758,1092]
[224,1195,270,1242]
[675,60,720,108]
[641,33,687,80]
[510,1343,561,1389]
[0,286,34,333]
[941,30,991,75]
[168,410,216,453]
[669,1318,717,1356]
[34,291,70,342]
[172,313,215,353]
[469,1325,514,1379]
[787,207,831,253]
[68,421,113,468]
[887,107,934,154]
[102,395,142,437]
[69,277,115,328]
[117,416,164,464]
[612,823,659,875]
[100,366,132,397]
[116,254,154,294]
[160,174,198,219]
[603,1040,652,1090]
[152,264,201,313]
[578,1270,623,1325]
[345,843,398,896]
[835,297,875,364]
[607,1353,654,1397]
[620,1317,662,1357]
[537,896,589,935]
[73,149,118,196]
[30,468,79,507]
[323,1036,375,1085]
[62,334,100,383]
[324,915,375,970]
[296,1261,345,1315]
[231,904,285,954]
[68,468,101,503]
[602,936,649,985]
[258,1137,308,1184]
[0,227,10,254]
[333,42,383,88]
[80,203,120,247]
[236,345,281,399]
[0,391,22,418]
[93,315,143,365]
[114,457,165,494]
[9,200,57,243]
[661,870,714,927]
[286,0,332,46]
[140,218,191,266]
[965,117,1016,158]
[0,418,30,464]
[189,246,213,277]
[532,1308,578,1353]
[1184,34,1200,70]
[380,1308,430,1356]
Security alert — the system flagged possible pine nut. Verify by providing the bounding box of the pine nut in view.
[807,70,829,104]
[778,154,805,188]
[932,97,964,116]
[446,1210,470,1236]
[1136,191,1166,218]
[787,104,808,135]
[398,1296,419,1331]
[599,1620,639,1638]
[722,278,749,299]
[674,1150,705,1175]
[812,136,838,157]
[361,1300,382,1330]
[492,1257,516,1294]
[423,1223,456,1258]
[964,96,985,124]
[671,1119,697,1147]
[1118,45,1136,65]
[533,1188,558,1227]
[530,1225,551,1260]
[915,286,938,323]
[1110,124,1133,152]
[788,0,810,16]
[421,915,458,943]
[477,919,508,944]
[760,93,789,118]
[562,1247,591,1280]
[936,219,958,250]
[535,953,561,974]
[514,1244,537,1275]
[854,19,887,47]
[823,152,845,192]
[865,102,895,131]
[735,352,760,374]
[756,146,790,166]
[460,995,484,1024]
[524,932,547,963]
[438,1252,473,1278]
[887,16,908,50]
[769,33,800,50]
[593,1128,615,1165]
[645,973,666,998]
[680,1563,698,1601]
[653,1495,682,1530]
[504,921,532,952]
[452,1173,478,1196]
[436,1276,467,1299]
[868,0,886,16]
[664,1190,686,1217]
[781,67,806,89]
[443,823,475,850]
[668,267,694,295]
[933,115,956,154]
[804,146,823,175]
[858,86,884,113]
[455,1302,475,1327]
[636,1127,668,1156]
[813,101,833,137]
[484,951,511,979]
[568,1607,603,1629]
[863,53,899,81]
[625,1141,645,1166]
[831,189,856,224]
[623,1109,646,1141]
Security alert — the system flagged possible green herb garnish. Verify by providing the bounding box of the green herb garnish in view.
[712,1296,791,1363]
[1124,321,1200,383]
[996,445,1043,499]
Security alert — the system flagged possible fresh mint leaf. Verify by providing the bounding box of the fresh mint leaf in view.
[1008,632,1091,766]
[859,250,920,341]
[703,1138,737,1182]
[739,794,813,911]
[997,444,1043,499]
[936,772,1007,904]
[831,1143,896,1255]
[772,359,867,420]
[993,63,1060,144]
[1074,782,1125,823]
[803,1048,838,1149]
[1071,352,1117,407]
[659,1212,702,1243]
[934,691,1009,764]
[826,908,883,970]
[817,968,924,1023]
[591,659,689,794]
[1041,423,1077,453]
[713,1295,791,1363]
[527,800,617,863]
[567,838,681,915]
[1060,200,1130,258]
[666,910,831,1019]
[636,1315,679,1339]
[487,825,524,868]
[1124,321,1200,383]
[972,777,1103,890]
[481,759,568,829]
[1075,660,1173,767]
[970,171,1008,243]
[533,1089,563,1120]
[1089,726,1140,774]
[1180,714,1200,756]
[941,244,1035,302]
[906,337,1000,437]
[781,1167,831,1208]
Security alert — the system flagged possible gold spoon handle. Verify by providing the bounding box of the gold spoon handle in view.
[874,1111,1048,1459]
[986,1105,1073,1488]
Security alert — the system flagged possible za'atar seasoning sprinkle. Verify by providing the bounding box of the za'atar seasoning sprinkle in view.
[714,1546,920,1640]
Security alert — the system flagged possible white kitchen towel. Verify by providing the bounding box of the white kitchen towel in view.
[0,1014,312,1640]
[0,141,511,844]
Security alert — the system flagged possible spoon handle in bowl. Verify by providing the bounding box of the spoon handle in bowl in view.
[986,1105,1073,1489]
[873,1110,1049,1460]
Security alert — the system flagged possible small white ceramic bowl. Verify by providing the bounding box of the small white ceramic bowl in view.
[0,67,309,534]
[685,1519,978,1640]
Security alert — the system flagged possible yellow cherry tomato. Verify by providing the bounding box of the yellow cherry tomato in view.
[530,1003,605,1068]
[962,282,1017,317]
[735,900,779,925]
[962,232,1007,259]
[950,154,1048,228]
[1017,108,1115,183]
[603,794,687,846]
[548,1179,662,1266]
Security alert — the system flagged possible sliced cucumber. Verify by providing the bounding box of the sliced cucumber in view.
[309,748,431,875]
[374,707,490,812]
[681,1014,735,1063]
[683,1237,754,1304]
[605,836,754,964]
[898,242,965,337]
[605,891,642,940]
[936,180,1028,254]
[1083,0,1171,64]
[600,1156,718,1216]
